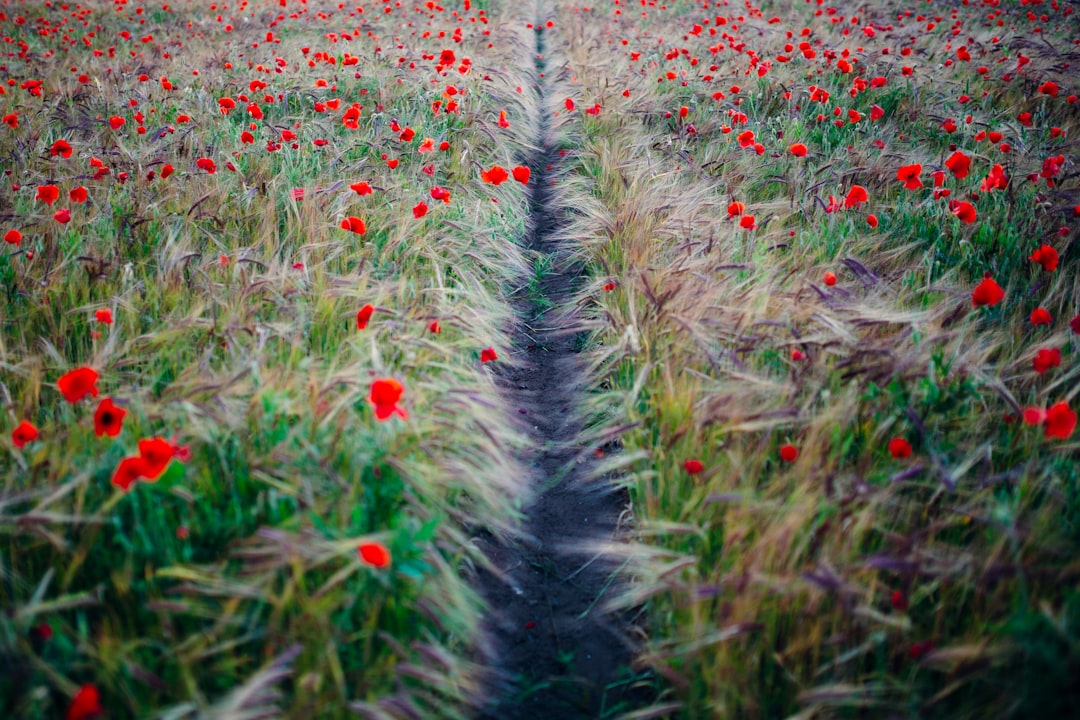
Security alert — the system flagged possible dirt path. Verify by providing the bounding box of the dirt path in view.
[471,12,645,720]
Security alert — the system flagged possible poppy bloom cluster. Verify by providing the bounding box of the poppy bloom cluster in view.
[112,437,181,491]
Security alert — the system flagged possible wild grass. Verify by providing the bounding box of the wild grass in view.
[554,1,1080,718]
[0,0,547,717]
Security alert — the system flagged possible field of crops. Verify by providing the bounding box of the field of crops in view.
[2,0,1077,718]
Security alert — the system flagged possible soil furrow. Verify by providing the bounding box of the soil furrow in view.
[472,11,641,720]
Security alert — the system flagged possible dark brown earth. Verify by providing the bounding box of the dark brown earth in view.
[471,19,649,720]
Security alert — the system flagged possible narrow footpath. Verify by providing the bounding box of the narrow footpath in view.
[472,9,645,720]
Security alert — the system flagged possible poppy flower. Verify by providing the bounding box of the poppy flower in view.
[844,185,868,209]
[1029,245,1058,272]
[564,98,575,111]
[972,275,1004,307]
[412,202,428,218]
[888,437,912,458]
[428,320,441,334]
[112,456,149,491]
[897,163,923,190]
[1045,402,1077,439]
[981,164,1008,192]
[53,208,71,224]
[1030,308,1052,326]
[240,130,255,144]
[891,589,909,611]
[481,165,509,185]
[683,459,704,475]
[50,139,73,158]
[36,184,60,205]
[3,229,21,245]
[70,186,88,203]
[779,444,798,462]
[358,541,392,568]
[944,151,970,180]
[727,201,745,218]
[512,165,530,184]
[160,164,174,179]
[57,367,99,403]
[369,378,407,421]
[95,308,113,324]
[108,115,125,130]
[480,347,498,363]
[1038,81,1059,97]
[67,684,104,720]
[196,157,216,173]
[739,215,756,230]
[867,214,879,228]
[138,437,176,479]
[340,216,367,234]
[12,420,38,449]
[1072,315,1080,334]
[788,142,808,157]
[2,113,17,128]
[737,130,755,148]
[350,181,373,195]
[356,303,374,329]
[1033,348,1061,374]
[823,272,837,286]
[93,398,127,438]
[430,186,451,203]
[949,200,976,224]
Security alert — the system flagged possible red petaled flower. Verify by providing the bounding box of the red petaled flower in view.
[70,186,88,203]
[36,184,60,205]
[67,684,104,720]
[1045,402,1077,439]
[350,181,373,195]
[1072,315,1080,334]
[1030,308,1052,326]
[1029,245,1058,272]
[727,201,745,218]
[428,320,441,334]
[196,157,216,173]
[138,437,176,480]
[50,139,73,158]
[683,459,704,475]
[972,275,1004,308]
[789,142,808,157]
[890,589,909,611]
[1033,348,1061,375]
[358,541,391,568]
[340,216,366,234]
[356,303,374,330]
[12,420,39,449]
[95,308,113,324]
[412,202,428,218]
[481,165,509,185]
[512,165,531,184]
[949,200,976,224]
[823,272,837,286]
[57,367,99,403]
[844,185,868,209]
[93,398,127,438]
[897,163,923,190]
[944,150,970,180]
[369,378,407,421]
[739,215,756,230]
[480,347,498,363]
[3,229,21,245]
[54,208,72,224]
[779,444,798,462]
[112,456,148,491]
[888,437,912,458]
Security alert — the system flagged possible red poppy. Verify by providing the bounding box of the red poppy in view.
[888,437,912,458]
[240,130,255,144]
[356,303,374,329]
[3,229,21,245]
[727,201,745,218]
[138,437,176,479]
[981,164,1008,192]
[196,157,216,174]
[50,139,73,158]
[788,142,808,157]
[867,214,879,228]
[108,115,125,130]
[112,456,149,491]
[70,186,88,203]
[2,113,17,128]
[890,589,909,611]
[412,202,428,218]
[739,215,756,230]
[683,459,704,475]
[57,367,99,403]
[369,378,407,421]
[67,684,104,720]
[1030,308,1052,326]
[430,186,451,203]
[844,185,868,209]
[481,165,509,185]
[36,184,60,205]
[53,208,72,224]
[95,308,113,325]
[1072,315,1080,334]
[340,216,366,234]
[160,164,174,179]
[1045,402,1077,439]
[971,275,1004,308]
[944,151,970,180]
[12,420,38,449]
[93,398,127,438]
[358,541,391,568]
[823,272,837,286]
[350,181,373,195]
[480,347,498,363]
[779,444,798,462]
[1033,348,1061,374]
[428,320,441,334]
[564,98,575,112]
[737,130,755,148]
[897,163,923,190]
[512,165,531,184]
[1029,245,1058,272]
[949,200,976,224]
[1038,81,1059,97]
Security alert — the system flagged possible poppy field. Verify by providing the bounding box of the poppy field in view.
[1,0,1078,718]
